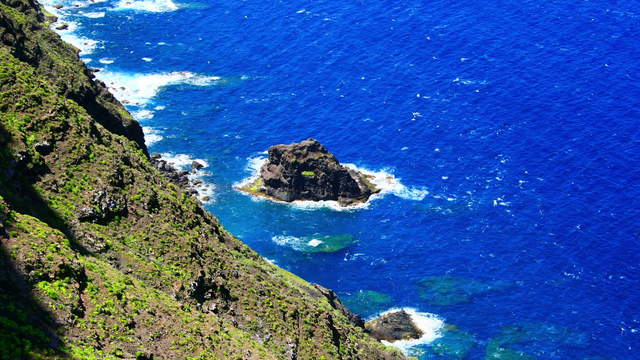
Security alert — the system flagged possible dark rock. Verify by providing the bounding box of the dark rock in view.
[78,189,128,224]
[55,23,68,30]
[244,138,379,206]
[34,141,52,155]
[312,284,364,328]
[365,310,423,342]
[135,352,154,360]
[53,4,63,9]
[150,152,162,160]
[191,160,204,171]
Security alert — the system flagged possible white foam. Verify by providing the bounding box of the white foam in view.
[81,11,106,18]
[272,235,297,247]
[142,127,163,145]
[374,308,445,355]
[307,239,323,247]
[60,33,100,55]
[94,71,223,106]
[131,109,154,120]
[343,164,429,201]
[234,156,428,211]
[160,153,214,203]
[114,0,179,12]
[141,57,153,62]
[160,153,208,169]
[99,57,115,64]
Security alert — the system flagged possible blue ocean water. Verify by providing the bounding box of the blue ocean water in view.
[43,0,640,358]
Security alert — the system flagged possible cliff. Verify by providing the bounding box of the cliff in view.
[0,1,405,359]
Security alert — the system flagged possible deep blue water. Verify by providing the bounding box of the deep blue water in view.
[43,0,640,358]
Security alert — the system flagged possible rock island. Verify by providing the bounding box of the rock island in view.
[240,138,380,206]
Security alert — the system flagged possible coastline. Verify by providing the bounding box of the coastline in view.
[0,1,408,358]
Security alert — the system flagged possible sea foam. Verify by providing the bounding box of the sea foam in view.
[94,71,223,106]
[160,153,215,203]
[114,0,179,13]
[235,156,429,211]
[142,127,163,146]
[80,11,106,18]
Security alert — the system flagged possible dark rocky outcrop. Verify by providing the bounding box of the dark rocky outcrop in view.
[150,154,205,199]
[365,310,423,342]
[241,138,380,206]
[313,284,365,328]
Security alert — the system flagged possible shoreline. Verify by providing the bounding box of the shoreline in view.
[234,156,426,211]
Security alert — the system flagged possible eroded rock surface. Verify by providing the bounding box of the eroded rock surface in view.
[243,138,379,206]
[365,310,423,342]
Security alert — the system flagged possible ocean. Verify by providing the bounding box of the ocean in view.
[41,0,640,358]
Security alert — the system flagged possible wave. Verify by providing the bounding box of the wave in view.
[160,152,214,203]
[234,156,429,211]
[131,109,155,120]
[113,0,179,13]
[94,70,223,106]
[60,33,101,55]
[99,57,115,64]
[142,127,163,146]
[372,308,445,355]
[80,11,106,18]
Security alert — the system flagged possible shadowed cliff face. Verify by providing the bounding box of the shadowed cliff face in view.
[0,2,404,359]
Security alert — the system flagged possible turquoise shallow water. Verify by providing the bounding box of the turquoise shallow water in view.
[42,0,640,358]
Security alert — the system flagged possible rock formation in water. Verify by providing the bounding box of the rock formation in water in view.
[0,1,404,358]
[241,138,380,206]
[365,310,424,342]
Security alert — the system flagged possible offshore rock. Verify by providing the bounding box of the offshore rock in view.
[365,310,423,342]
[242,138,380,206]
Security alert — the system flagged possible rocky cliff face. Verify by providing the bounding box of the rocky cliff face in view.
[0,1,404,359]
[242,139,380,206]
[0,0,147,153]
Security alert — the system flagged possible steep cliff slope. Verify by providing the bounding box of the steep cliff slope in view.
[0,1,405,359]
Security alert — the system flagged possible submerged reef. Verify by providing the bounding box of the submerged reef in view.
[273,234,356,253]
[240,138,380,206]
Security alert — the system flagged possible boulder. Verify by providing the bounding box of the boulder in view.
[365,310,423,342]
[191,160,205,171]
[34,141,52,155]
[242,138,379,206]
